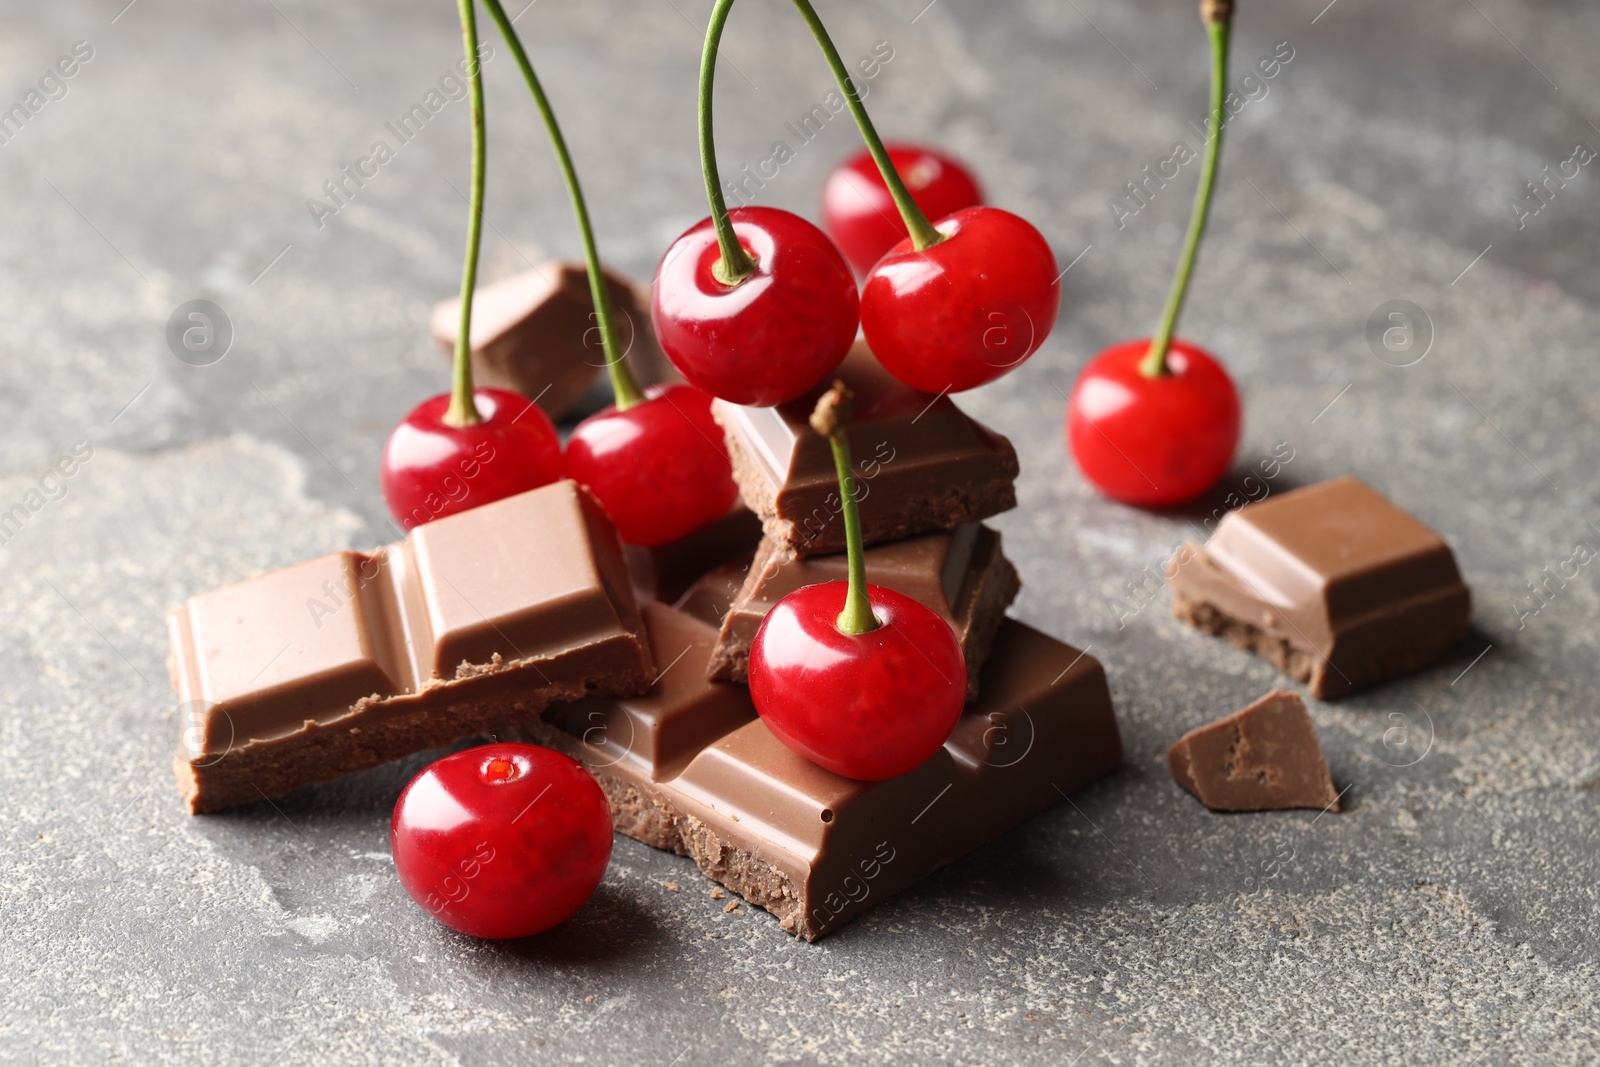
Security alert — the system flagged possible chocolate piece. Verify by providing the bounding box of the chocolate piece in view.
[672,557,753,631]
[520,606,1121,940]
[1168,476,1471,699]
[1168,689,1340,812]
[713,342,1019,557]
[431,262,662,421]
[707,524,1019,701]
[623,503,764,605]
[168,481,654,814]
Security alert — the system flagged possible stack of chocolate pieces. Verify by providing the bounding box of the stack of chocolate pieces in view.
[525,341,1123,938]
[169,343,1123,939]
[694,342,1023,696]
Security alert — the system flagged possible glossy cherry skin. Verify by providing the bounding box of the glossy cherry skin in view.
[748,582,966,781]
[563,382,739,547]
[391,743,613,939]
[1067,338,1241,507]
[651,206,859,407]
[381,387,562,530]
[822,143,984,276]
[861,207,1059,394]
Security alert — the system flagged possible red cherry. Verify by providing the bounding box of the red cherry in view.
[563,382,739,547]
[860,206,1059,394]
[381,387,562,530]
[748,582,966,781]
[391,743,613,939]
[651,206,859,407]
[1067,338,1241,507]
[822,143,984,276]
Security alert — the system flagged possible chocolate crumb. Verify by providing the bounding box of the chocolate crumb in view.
[723,900,740,913]
[709,887,725,900]
[663,881,680,892]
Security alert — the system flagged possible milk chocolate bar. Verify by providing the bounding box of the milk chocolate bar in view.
[521,603,1121,940]
[713,342,1019,557]
[623,503,764,605]
[431,262,663,421]
[168,481,654,814]
[1169,689,1340,812]
[1168,475,1471,699]
[706,524,1019,701]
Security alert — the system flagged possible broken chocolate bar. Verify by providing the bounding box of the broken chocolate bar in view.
[623,503,764,605]
[520,603,1121,940]
[168,481,654,814]
[1168,475,1471,698]
[707,524,1019,701]
[431,261,663,421]
[713,342,1019,557]
[1168,689,1340,812]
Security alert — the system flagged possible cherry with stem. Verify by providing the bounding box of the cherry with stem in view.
[479,0,737,546]
[1067,0,1241,507]
[747,382,966,782]
[651,0,873,408]
[381,0,562,529]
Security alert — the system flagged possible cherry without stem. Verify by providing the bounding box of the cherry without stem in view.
[651,207,859,407]
[391,743,613,940]
[1068,338,1240,507]
[749,582,966,780]
[564,382,739,546]
[861,206,1060,395]
[381,387,561,530]
[822,143,984,276]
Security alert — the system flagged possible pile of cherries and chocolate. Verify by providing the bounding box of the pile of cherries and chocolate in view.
[379,0,1243,939]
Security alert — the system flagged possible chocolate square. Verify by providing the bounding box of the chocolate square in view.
[1168,476,1471,698]
[712,342,1019,557]
[431,262,663,421]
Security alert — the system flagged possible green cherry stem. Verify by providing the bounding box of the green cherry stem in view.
[480,0,643,410]
[444,0,487,429]
[1140,0,1232,379]
[698,0,941,288]
[810,382,879,636]
[787,0,941,250]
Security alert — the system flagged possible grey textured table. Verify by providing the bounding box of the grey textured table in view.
[3,0,1597,1063]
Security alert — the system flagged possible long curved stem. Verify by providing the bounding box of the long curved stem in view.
[700,0,756,285]
[480,0,643,409]
[788,0,940,250]
[698,0,941,286]
[444,0,487,428]
[1141,11,1230,378]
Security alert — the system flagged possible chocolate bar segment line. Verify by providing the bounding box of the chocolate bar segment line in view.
[522,607,1122,941]
[168,480,654,814]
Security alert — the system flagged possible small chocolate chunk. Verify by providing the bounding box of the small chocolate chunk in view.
[1168,475,1471,698]
[713,341,1019,558]
[431,261,663,421]
[706,524,1018,701]
[1168,689,1340,812]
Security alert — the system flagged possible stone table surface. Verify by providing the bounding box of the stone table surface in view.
[2,0,1597,1063]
